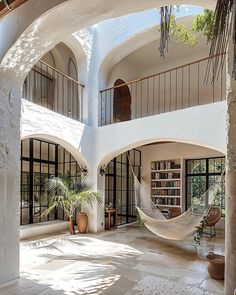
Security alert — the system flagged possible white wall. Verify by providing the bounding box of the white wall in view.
[96,101,226,167]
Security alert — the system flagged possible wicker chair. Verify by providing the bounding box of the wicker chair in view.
[168,207,181,219]
[204,207,222,237]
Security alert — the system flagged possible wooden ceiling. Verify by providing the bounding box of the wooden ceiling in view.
[0,0,29,19]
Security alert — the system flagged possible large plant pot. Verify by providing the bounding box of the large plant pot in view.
[77,212,88,233]
[206,252,225,280]
[69,217,75,235]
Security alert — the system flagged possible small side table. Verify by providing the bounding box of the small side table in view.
[105,208,118,230]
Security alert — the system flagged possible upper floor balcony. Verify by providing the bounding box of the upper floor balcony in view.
[99,54,226,126]
[22,59,85,122]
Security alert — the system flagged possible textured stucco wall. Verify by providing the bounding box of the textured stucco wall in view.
[21,99,92,167]
[0,75,21,285]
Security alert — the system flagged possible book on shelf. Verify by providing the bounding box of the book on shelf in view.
[152,180,181,188]
[151,161,181,171]
[155,198,180,206]
[151,172,181,180]
[152,188,180,196]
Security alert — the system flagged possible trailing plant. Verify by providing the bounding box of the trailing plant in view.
[159,3,236,82]
[137,214,145,234]
[193,217,207,245]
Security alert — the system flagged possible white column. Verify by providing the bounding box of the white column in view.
[225,41,236,295]
[0,74,21,285]
[82,166,105,233]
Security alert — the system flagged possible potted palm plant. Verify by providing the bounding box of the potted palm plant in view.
[42,172,102,234]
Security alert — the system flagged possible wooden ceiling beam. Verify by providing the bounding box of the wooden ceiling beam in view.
[0,0,29,19]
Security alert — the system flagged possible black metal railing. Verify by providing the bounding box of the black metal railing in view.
[23,60,85,122]
[99,54,226,126]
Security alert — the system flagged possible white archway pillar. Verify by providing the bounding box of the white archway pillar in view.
[0,73,21,285]
[225,40,236,295]
[82,166,105,232]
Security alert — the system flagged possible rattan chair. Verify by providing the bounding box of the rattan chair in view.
[204,207,222,237]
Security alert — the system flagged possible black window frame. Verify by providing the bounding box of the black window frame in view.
[105,149,141,226]
[185,156,225,217]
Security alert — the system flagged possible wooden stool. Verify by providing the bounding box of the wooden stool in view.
[105,208,118,230]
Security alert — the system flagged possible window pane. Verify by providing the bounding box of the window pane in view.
[22,139,30,158]
[209,158,225,174]
[33,140,40,159]
[41,142,48,161]
[49,144,56,161]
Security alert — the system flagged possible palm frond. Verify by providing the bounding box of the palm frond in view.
[47,176,69,198]
[42,173,102,218]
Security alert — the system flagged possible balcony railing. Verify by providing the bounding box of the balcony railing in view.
[99,54,226,126]
[23,60,85,122]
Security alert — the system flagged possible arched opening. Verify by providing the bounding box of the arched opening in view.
[103,141,225,227]
[22,42,83,121]
[21,137,82,225]
[113,79,131,123]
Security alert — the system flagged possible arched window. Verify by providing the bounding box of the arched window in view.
[113,79,131,123]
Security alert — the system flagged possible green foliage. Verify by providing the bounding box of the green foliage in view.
[165,9,215,47]
[193,217,206,245]
[192,9,215,42]
[42,171,102,219]
[137,214,145,233]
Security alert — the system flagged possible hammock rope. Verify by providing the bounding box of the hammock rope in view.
[127,153,224,240]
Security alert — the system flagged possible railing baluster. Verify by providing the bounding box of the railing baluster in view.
[175,68,177,110]
[198,61,200,106]
[22,59,84,122]
[188,64,190,108]
[169,71,171,112]
[105,90,107,125]
[147,78,149,116]
[158,74,160,115]
[182,66,184,109]
[110,89,112,124]
[100,92,103,126]
[152,76,155,116]
[164,72,166,113]
[141,80,143,118]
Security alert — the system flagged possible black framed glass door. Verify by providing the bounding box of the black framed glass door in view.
[105,149,141,225]
[21,138,58,225]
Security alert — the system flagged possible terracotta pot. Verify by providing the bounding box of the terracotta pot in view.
[77,212,88,233]
[69,216,75,235]
[206,252,225,280]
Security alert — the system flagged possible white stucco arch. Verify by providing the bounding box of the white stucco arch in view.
[96,101,227,167]
[99,138,225,168]
[98,15,195,89]
[0,0,215,79]
[21,133,88,168]
[21,100,93,168]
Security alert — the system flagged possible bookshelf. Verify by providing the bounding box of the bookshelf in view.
[151,159,182,213]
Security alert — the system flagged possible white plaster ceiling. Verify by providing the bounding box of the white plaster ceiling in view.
[123,36,209,74]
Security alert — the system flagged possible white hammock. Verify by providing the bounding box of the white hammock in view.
[134,175,223,241]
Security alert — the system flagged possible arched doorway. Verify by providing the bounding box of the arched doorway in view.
[113,79,131,123]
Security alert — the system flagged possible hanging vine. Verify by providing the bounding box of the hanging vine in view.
[159,6,175,58]
[207,0,236,82]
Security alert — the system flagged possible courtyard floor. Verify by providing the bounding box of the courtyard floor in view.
[1,224,224,295]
